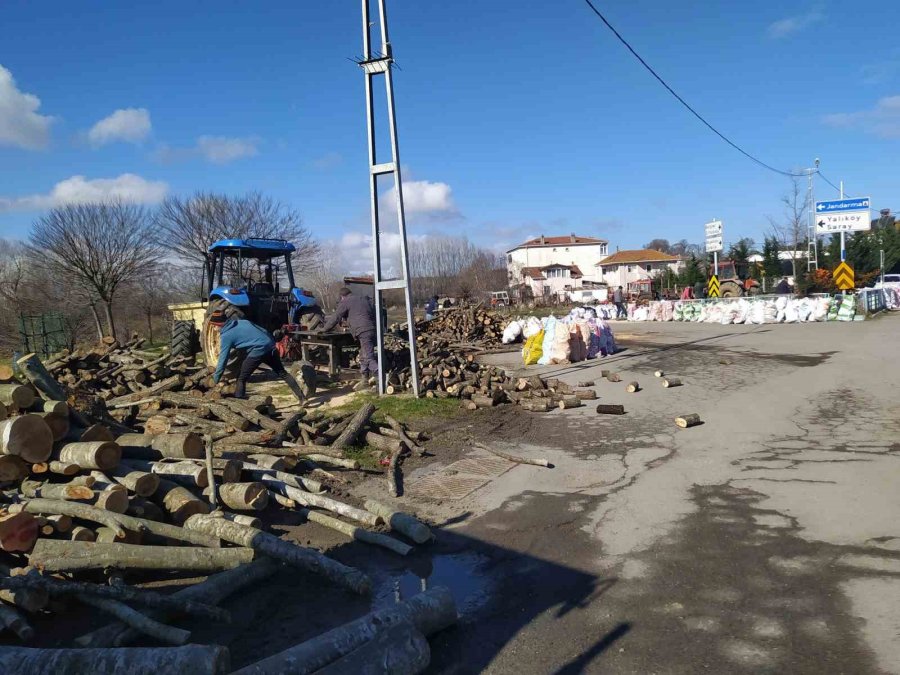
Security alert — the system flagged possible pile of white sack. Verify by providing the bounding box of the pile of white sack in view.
[501,308,618,365]
[621,295,860,324]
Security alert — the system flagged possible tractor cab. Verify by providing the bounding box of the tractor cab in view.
[203,238,298,333]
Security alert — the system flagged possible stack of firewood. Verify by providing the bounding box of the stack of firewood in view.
[45,336,208,402]
[0,353,438,668]
[415,306,507,347]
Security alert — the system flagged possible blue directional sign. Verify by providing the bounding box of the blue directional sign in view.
[815,197,870,213]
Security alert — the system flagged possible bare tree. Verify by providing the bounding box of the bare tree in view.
[768,177,809,280]
[643,238,672,253]
[298,242,345,310]
[29,202,162,339]
[155,192,319,281]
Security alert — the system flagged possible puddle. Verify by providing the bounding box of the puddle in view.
[372,551,493,618]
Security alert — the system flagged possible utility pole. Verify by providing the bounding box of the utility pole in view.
[357,0,420,396]
[806,159,819,271]
[839,180,846,262]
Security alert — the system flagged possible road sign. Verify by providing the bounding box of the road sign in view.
[707,275,720,297]
[815,197,871,234]
[705,220,723,253]
[833,261,854,290]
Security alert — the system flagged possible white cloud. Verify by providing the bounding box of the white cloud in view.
[87,108,151,146]
[0,64,54,150]
[823,95,900,138]
[0,173,168,213]
[154,135,259,164]
[382,180,460,221]
[766,10,824,39]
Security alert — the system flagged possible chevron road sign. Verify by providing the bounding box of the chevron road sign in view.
[707,275,720,298]
[833,262,854,290]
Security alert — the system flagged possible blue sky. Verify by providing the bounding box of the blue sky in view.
[1,1,898,270]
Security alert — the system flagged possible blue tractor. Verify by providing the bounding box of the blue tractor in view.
[169,238,323,375]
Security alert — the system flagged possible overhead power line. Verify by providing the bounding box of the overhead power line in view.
[580,0,810,178]
[816,171,852,198]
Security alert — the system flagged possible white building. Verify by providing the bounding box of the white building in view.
[507,234,608,299]
[594,249,685,290]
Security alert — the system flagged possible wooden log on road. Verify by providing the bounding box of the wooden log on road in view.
[662,377,682,388]
[363,500,432,544]
[28,539,252,573]
[626,381,640,393]
[606,372,622,383]
[675,413,702,428]
[230,586,456,675]
[0,644,230,675]
[184,514,370,595]
[475,443,550,468]
[573,389,597,401]
[596,404,626,415]
[558,395,582,410]
[654,370,664,378]
[0,416,53,463]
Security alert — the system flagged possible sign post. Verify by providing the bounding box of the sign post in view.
[815,197,871,244]
[705,219,723,276]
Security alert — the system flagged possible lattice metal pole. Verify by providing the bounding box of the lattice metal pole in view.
[359,0,420,396]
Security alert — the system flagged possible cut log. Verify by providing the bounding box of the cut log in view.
[13,499,127,537]
[0,644,230,675]
[126,497,165,522]
[362,500,432,544]
[106,374,185,407]
[363,432,403,453]
[215,482,268,511]
[470,394,497,408]
[76,594,190,645]
[662,377,682,388]
[302,455,359,469]
[153,478,210,523]
[573,389,598,401]
[383,415,426,456]
[95,526,142,544]
[70,526,96,541]
[475,443,550,468]
[45,514,72,533]
[0,455,28,482]
[48,460,80,475]
[245,454,287,471]
[204,435,218,508]
[0,383,36,410]
[78,424,115,442]
[606,372,621,383]
[108,465,159,497]
[21,479,93,502]
[184,515,370,595]
[0,364,14,382]
[75,558,280,649]
[0,416,53,462]
[117,432,204,460]
[230,586,455,675]
[0,574,228,621]
[675,413,702,428]
[520,399,551,413]
[35,400,68,416]
[314,621,430,675]
[14,353,67,403]
[331,402,375,450]
[577,380,595,388]
[57,441,121,471]
[144,415,173,435]
[558,396,582,409]
[237,464,324,495]
[89,472,129,514]
[654,370,664,378]
[122,459,208,488]
[626,381,640,393]
[214,512,262,529]
[211,458,241,483]
[28,539,252,573]
[595,403,626,415]
[0,512,38,552]
[299,507,412,556]
[0,602,34,642]
[259,478,380,527]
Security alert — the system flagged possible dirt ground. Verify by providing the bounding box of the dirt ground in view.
[10,314,900,674]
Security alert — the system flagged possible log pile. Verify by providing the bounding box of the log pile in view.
[415,305,507,348]
[0,347,441,665]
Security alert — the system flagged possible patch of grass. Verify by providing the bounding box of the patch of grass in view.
[329,392,459,424]
[343,445,382,471]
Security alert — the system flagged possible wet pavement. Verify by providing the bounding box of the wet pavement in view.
[390,315,900,673]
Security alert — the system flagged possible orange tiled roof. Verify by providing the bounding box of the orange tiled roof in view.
[512,235,608,250]
[596,249,680,265]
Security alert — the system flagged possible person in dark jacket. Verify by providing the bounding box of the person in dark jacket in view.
[321,287,378,388]
[774,277,791,294]
[424,296,438,321]
[613,286,626,319]
[209,311,305,402]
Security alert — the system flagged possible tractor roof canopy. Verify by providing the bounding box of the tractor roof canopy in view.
[208,238,296,260]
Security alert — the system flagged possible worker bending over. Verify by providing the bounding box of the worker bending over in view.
[321,287,378,389]
[209,311,306,403]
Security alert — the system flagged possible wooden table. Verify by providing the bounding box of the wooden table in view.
[290,330,357,378]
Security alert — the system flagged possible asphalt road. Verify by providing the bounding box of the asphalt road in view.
[413,314,900,674]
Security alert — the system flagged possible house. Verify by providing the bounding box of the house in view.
[507,234,609,299]
[595,249,685,290]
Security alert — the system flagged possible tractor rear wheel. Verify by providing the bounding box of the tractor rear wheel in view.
[719,281,743,298]
[170,320,198,359]
[201,298,245,379]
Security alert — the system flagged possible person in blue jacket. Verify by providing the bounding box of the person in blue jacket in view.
[209,310,305,402]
